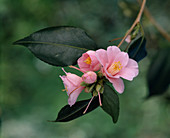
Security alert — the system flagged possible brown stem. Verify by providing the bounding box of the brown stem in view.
[143,6,170,42]
[109,37,123,42]
[117,0,146,48]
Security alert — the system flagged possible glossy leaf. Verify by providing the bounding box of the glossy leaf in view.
[13,26,97,66]
[128,36,147,62]
[55,96,100,122]
[101,83,119,123]
[147,48,170,97]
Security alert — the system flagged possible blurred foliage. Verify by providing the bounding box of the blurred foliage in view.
[1,0,170,138]
[147,47,170,97]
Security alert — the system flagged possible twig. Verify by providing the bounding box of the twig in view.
[109,37,123,42]
[117,0,146,48]
[143,6,170,42]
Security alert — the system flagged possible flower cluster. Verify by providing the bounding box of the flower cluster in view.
[60,46,139,110]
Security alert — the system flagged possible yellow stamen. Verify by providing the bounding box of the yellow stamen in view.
[108,61,123,75]
[84,57,91,65]
[62,85,68,92]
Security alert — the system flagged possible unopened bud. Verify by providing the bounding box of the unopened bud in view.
[84,84,95,93]
[82,71,97,84]
[92,90,98,96]
[97,71,103,79]
[84,87,90,93]
[96,84,102,92]
[99,86,104,94]
[125,35,131,43]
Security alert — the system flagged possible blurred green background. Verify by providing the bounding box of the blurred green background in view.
[1,0,170,138]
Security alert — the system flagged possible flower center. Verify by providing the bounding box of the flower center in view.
[84,57,91,65]
[107,61,122,75]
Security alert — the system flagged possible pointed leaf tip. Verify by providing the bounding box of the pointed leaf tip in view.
[13,26,97,66]
[13,39,25,46]
[55,96,100,122]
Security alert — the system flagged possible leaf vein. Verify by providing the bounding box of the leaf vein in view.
[57,103,88,121]
[16,41,89,51]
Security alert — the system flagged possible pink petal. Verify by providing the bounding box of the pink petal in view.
[68,86,84,106]
[60,75,75,95]
[78,53,90,68]
[113,52,129,67]
[59,75,71,88]
[87,50,96,56]
[67,74,83,86]
[127,59,138,68]
[108,78,124,93]
[78,67,93,72]
[82,71,97,84]
[88,53,96,65]
[96,49,108,67]
[107,46,121,65]
[118,67,139,81]
[118,59,139,80]
[90,54,100,70]
[92,63,101,71]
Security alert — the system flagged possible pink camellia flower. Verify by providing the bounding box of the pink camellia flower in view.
[82,71,97,84]
[78,50,101,72]
[96,46,139,93]
[60,68,85,106]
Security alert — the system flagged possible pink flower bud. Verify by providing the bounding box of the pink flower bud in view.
[125,35,131,43]
[60,68,85,106]
[82,71,97,84]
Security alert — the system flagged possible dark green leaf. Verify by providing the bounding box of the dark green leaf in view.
[128,36,147,62]
[147,47,170,97]
[54,96,100,122]
[13,26,97,66]
[101,83,119,123]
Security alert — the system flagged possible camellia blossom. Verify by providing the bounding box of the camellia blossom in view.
[82,71,97,84]
[60,68,85,106]
[78,50,101,72]
[96,46,139,93]
[68,66,102,112]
